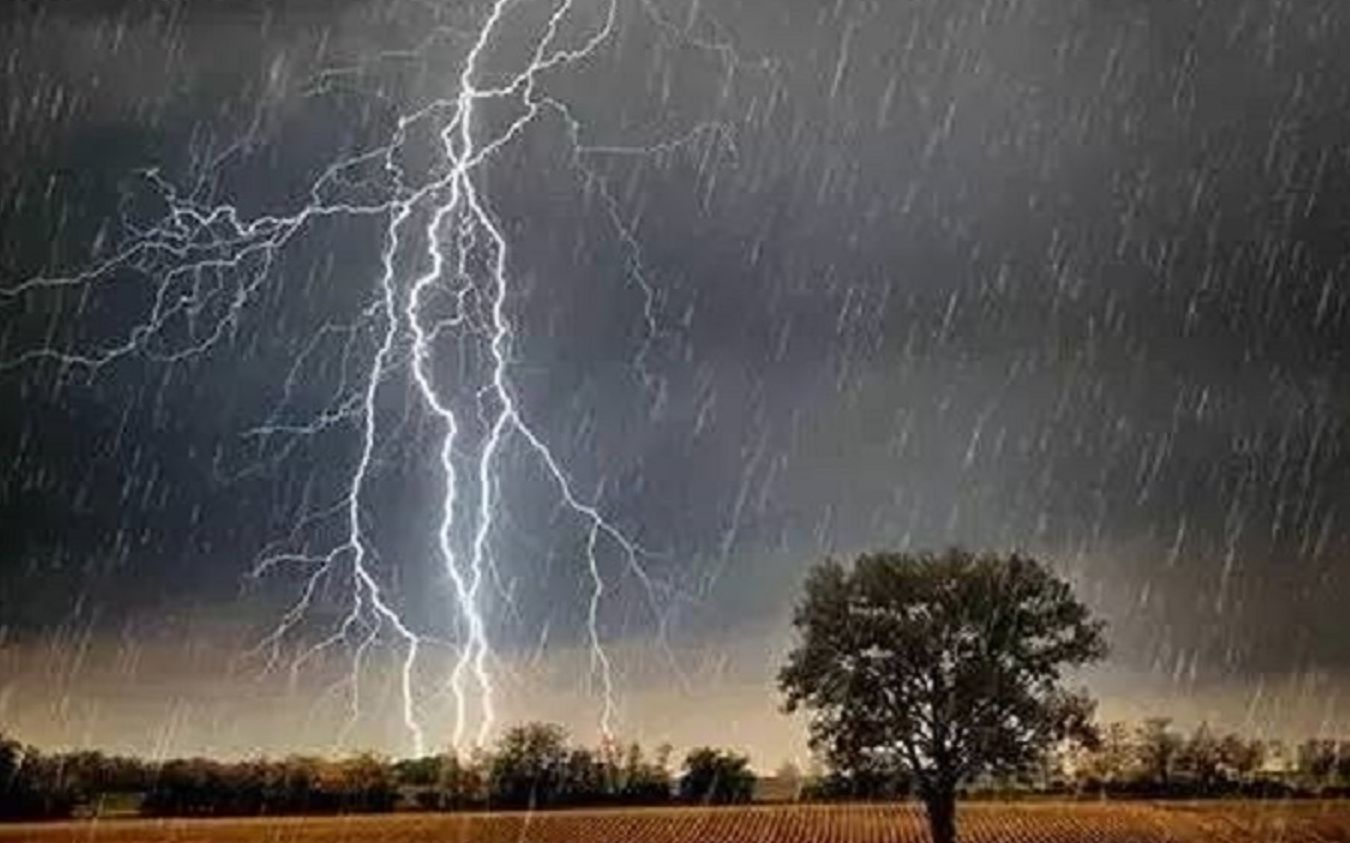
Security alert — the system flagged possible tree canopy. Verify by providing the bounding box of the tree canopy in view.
[779,549,1107,843]
[678,747,756,804]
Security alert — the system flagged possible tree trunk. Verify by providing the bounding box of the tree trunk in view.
[924,788,957,843]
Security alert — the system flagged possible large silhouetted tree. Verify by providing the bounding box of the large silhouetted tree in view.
[779,549,1106,843]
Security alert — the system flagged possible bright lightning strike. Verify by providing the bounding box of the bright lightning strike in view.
[1,0,772,756]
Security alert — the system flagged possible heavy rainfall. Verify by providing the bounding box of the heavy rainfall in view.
[0,0,1347,826]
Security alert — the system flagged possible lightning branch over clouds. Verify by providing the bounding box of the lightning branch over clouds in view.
[0,0,771,755]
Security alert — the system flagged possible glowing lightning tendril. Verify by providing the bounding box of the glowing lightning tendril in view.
[1,0,772,756]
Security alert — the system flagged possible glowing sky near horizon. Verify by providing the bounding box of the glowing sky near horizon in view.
[2,0,1349,762]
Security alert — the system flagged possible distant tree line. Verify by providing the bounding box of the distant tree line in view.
[8,718,1350,821]
[394,722,750,811]
[0,723,754,821]
[798,718,1350,802]
[798,721,1350,802]
[1065,718,1350,799]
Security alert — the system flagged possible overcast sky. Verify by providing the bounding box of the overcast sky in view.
[1,0,1348,763]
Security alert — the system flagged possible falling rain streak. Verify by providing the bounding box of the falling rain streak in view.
[1,0,1348,760]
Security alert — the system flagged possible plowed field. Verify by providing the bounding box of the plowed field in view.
[3,801,1349,843]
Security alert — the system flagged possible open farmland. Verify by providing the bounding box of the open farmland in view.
[4,802,1350,843]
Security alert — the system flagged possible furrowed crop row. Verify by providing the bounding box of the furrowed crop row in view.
[5,801,1350,842]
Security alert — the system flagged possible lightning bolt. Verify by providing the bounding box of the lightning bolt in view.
[1,0,772,755]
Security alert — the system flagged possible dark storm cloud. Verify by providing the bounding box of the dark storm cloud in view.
[2,0,1349,753]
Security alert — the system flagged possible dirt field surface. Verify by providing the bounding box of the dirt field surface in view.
[3,802,1350,843]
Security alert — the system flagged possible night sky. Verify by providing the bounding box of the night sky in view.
[1,0,1348,763]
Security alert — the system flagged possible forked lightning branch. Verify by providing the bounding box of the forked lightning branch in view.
[0,0,768,755]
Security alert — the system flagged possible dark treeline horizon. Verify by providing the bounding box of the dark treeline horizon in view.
[5,716,1350,822]
[0,722,754,821]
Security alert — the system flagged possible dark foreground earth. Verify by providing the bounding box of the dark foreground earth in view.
[4,801,1350,843]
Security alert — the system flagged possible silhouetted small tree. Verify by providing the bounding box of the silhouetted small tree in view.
[488,723,570,808]
[441,751,489,808]
[1216,734,1265,791]
[1335,743,1350,788]
[394,755,442,788]
[678,748,755,804]
[335,753,398,812]
[0,733,78,819]
[612,742,673,804]
[1298,739,1340,789]
[1073,721,1135,792]
[1136,718,1182,792]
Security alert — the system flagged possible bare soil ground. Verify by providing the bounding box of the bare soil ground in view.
[3,801,1349,843]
